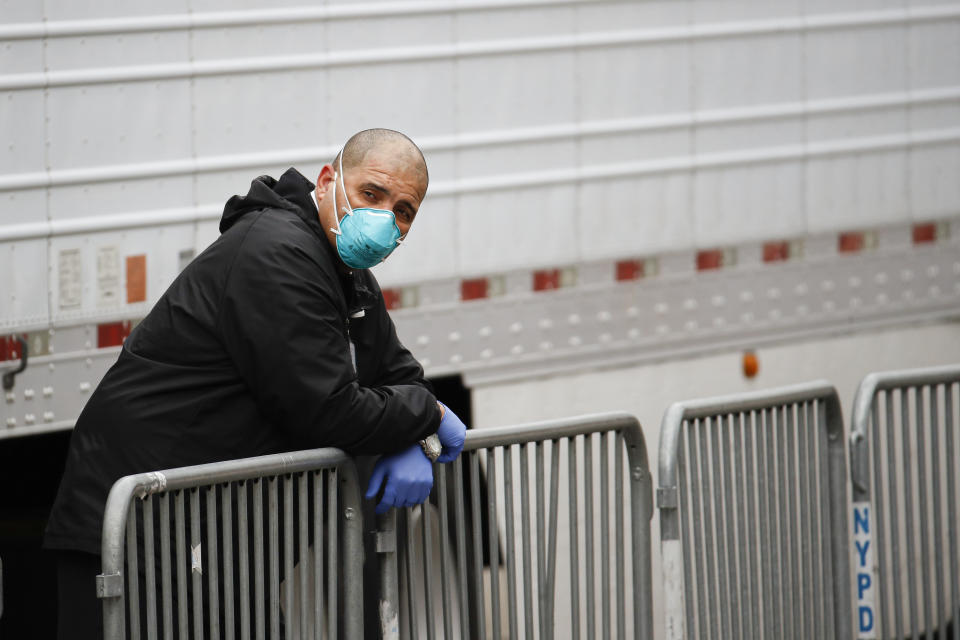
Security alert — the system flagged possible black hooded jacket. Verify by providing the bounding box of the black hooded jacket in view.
[45,168,440,555]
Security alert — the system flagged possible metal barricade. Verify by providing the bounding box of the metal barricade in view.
[657,381,852,640]
[98,448,364,640]
[849,364,960,640]
[376,412,654,640]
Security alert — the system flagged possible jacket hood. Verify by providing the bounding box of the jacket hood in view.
[220,168,319,233]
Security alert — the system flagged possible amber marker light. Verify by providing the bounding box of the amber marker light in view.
[742,350,759,379]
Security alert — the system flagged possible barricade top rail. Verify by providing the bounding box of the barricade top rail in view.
[658,379,841,487]
[850,362,960,440]
[463,411,643,452]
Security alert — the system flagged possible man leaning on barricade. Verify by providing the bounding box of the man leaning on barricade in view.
[43,128,467,639]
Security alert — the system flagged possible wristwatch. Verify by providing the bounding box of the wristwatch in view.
[419,433,442,462]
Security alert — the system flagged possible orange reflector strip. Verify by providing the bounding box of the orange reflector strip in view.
[461,278,489,301]
[838,232,864,253]
[763,241,790,263]
[912,222,937,245]
[382,288,402,310]
[97,321,132,348]
[533,269,561,291]
[615,260,645,282]
[696,250,724,271]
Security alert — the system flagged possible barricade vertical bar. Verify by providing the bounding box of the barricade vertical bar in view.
[614,432,625,640]
[269,477,280,640]
[190,489,204,640]
[930,385,945,638]
[784,406,799,638]
[677,424,696,639]
[405,504,420,640]
[339,463,364,640]
[253,479,265,640]
[144,496,158,640]
[436,469,454,639]
[503,445,519,640]
[916,387,934,638]
[326,469,338,640]
[869,396,888,640]
[519,443,534,640]
[238,484,251,640]
[568,436,581,640]
[720,414,740,639]
[946,383,959,640]
[297,474,308,640]
[584,433,596,640]
[688,420,708,639]
[600,433,611,640]
[159,494,173,640]
[535,442,548,636]
[175,491,189,640]
[377,510,400,640]
[902,388,920,633]
[766,408,785,638]
[451,457,470,637]
[207,487,221,640]
[826,396,852,640]
[796,404,813,640]
[487,449,502,640]
[283,476,294,638]
[469,454,486,640]
[127,506,141,639]
[420,498,436,640]
[313,473,323,640]
[809,401,827,640]
[738,411,758,639]
[885,390,904,639]
[813,400,835,640]
[774,408,792,639]
[712,415,732,640]
[700,417,720,639]
[223,484,235,640]
[545,439,561,639]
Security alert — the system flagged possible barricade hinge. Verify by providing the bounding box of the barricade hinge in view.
[96,572,123,599]
[375,530,396,554]
[656,486,678,509]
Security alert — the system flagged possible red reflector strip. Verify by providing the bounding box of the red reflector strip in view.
[763,241,790,263]
[97,321,132,348]
[838,232,864,253]
[696,249,724,271]
[461,278,489,301]
[0,336,13,362]
[382,288,402,310]
[615,259,645,282]
[533,269,561,291]
[912,222,937,245]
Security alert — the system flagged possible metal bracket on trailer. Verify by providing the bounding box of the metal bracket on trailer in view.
[96,572,123,599]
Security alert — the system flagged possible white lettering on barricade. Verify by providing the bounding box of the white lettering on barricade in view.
[852,502,876,639]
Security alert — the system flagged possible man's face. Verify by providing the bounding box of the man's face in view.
[316,144,426,240]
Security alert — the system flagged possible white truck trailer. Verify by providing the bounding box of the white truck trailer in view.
[2,0,960,637]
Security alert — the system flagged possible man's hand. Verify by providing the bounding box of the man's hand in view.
[436,402,466,463]
[365,444,434,514]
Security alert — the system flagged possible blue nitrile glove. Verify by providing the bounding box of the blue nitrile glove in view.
[365,443,434,514]
[436,402,467,463]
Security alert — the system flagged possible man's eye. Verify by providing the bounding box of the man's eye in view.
[363,190,376,200]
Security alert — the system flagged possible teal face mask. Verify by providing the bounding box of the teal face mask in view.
[330,154,403,269]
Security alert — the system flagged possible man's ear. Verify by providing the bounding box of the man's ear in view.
[315,164,336,199]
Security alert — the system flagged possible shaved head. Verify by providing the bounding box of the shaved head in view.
[334,128,429,198]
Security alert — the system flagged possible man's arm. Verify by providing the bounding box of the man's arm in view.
[217,214,441,454]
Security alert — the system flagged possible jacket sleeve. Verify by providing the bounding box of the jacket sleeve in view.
[364,283,435,393]
[216,216,440,454]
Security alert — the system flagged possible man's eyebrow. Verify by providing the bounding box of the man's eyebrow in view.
[359,181,390,196]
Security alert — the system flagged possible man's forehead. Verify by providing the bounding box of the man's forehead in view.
[353,146,427,199]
